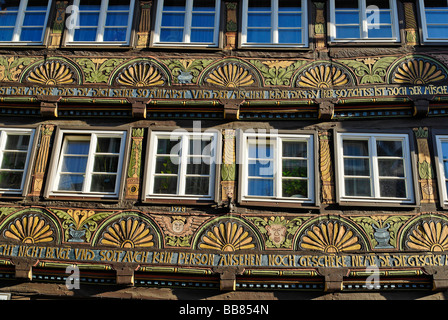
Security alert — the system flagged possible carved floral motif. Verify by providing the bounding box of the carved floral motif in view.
[199,221,255,251]
[297,64,349,88]
[205,63,255,87]
[100,218,155,248]
[393,59,446,85]
[116,62,165,86]
[4,215,54,244]
[300,221,361,253]
[407,221,448,252]
[27,61,76,85]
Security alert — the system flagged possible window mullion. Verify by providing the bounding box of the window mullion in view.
[371,137,380,198]
[272,0,278,44]
[97,0,108,42]
[360,0,368,39]
[83,134,96,193]
[178,135,188,195]
[275,136,281,198]
[13,0,28,41]
[184,0,194,43]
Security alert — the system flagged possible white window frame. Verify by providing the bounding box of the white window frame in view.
[0,128,35,194]
[419,0,448,42]
[146,131,218,200]
[435,135,448,206]
[329,0,400,42]
[241,0,308,48]
[0,0,52,45]
[65,0,135,46]
[240,132,315,204]
[153,0,221,47]
[336,132,414,204]
[49,130,126,198]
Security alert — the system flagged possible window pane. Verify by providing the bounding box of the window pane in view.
[248,178,273,196]
[66,140,90,154]
[20,28,44,41]
[279,29,301,43]
[61,156,88,173]
[424,0,447,8]
[164,0,186,10]
[23,12,46,26]
[189,138,212,156]
[185,176,209,195]
[160,28,183,42]
[96,137,121,153]
[155,156,179,174]
[336,25,360,38]
[192,13,215,27]
[0,14,18,27]
[5,134,30,150]
[93,155,119,173]
[187,163,210,175]
[343,140,369,156]
[90,174,116,193]
[1,152,27,170]
[79,0,101,10]
[78,13,100,26]
[248,140,273,158]
[0,29,14,41]
[427,26,448,39]
[153,176,178,194]
[345,178,371,196]
[248,13,271,27]
[344,158,370,176]
[248,160,274,177]
[282,141,306,158]
[444,160,448,176]
[191,29,214,42]
[443,142,448,159]
[376,140,402,157]
[426,11,448,24]
[335,0,358,9]
[193,0,215,11]
[247,29,271,42]
[367,25,392,38]
[104,28,127,41]
[58,174,84,191]
[0,172,22,189]
[278,13,301,28]
[282,179,307,198]
[282,159,307,177]
[74,28,98,41]
[162,12,185,26]
[249,0,270,9]
[378,159,404,177]
[106,12,129,26]
[366,0,389,9]
[157,138,180,155]
[279,0,301,10]
[335,11,359,24]
[108,0,130,10]
[379,179,406,198]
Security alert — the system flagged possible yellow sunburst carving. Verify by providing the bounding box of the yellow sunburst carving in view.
[100,218,154,248]
[407,221,448,252]
[4,215,54,244]
[199,222,255,251]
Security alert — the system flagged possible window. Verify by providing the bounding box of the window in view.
[240,132,314,203]
[419,0,448,42]
[435,136,448,206]
[0,129,34,194]
[241,0,308,47]
[329,0,399,42]
[65,0,135,45]
[153,0,220,47]
[49,130,126,198]
[146,131,218,200]
[336,133,414,203]
[0,0,52,44]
